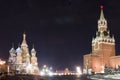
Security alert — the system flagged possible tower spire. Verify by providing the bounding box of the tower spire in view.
[23,32,26,40]
[18,43,20,47]
[12,43,14,48]
[22,33,26,44]
[33,43,34,49]
[98,5,107,32]
[100,5,105,20]
[21,32,28,47]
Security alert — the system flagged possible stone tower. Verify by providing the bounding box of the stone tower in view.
[83,6,115,73]
[92,5,115,67]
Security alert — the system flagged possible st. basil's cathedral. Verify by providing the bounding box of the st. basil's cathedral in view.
[8,33,40,75]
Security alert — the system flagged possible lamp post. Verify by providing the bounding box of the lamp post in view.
[76,66,82,75]
[0,59,6,73]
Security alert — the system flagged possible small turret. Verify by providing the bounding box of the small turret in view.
[31,48,36,54]
[9,48,16,54]
[16,46,22,54]
[9,44,16,54]
[112,35,115,43]
[8,43,16,64]
[31,44,36,55]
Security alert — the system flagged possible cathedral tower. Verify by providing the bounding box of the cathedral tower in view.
[8,44,16,64]
[21,33,30,64]
[31,45,40,74]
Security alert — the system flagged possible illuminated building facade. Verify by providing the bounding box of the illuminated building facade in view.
[55,68,77,76]
[83,6,120,73]
[8,33,40,75]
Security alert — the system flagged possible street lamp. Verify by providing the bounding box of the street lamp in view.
[0,59,6,73]
[76,66,82,75]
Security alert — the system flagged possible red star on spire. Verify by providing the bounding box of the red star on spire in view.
[100,5,104,9]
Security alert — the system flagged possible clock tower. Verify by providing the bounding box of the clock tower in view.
[84,5,116,73]
[92,6,115,67]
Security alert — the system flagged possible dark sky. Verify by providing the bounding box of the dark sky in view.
[0,0,120,70]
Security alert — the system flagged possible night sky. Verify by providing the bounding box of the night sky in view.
[0,0,120,70]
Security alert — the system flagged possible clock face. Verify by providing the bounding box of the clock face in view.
[103,31,108,36]
[96,31,109,37]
